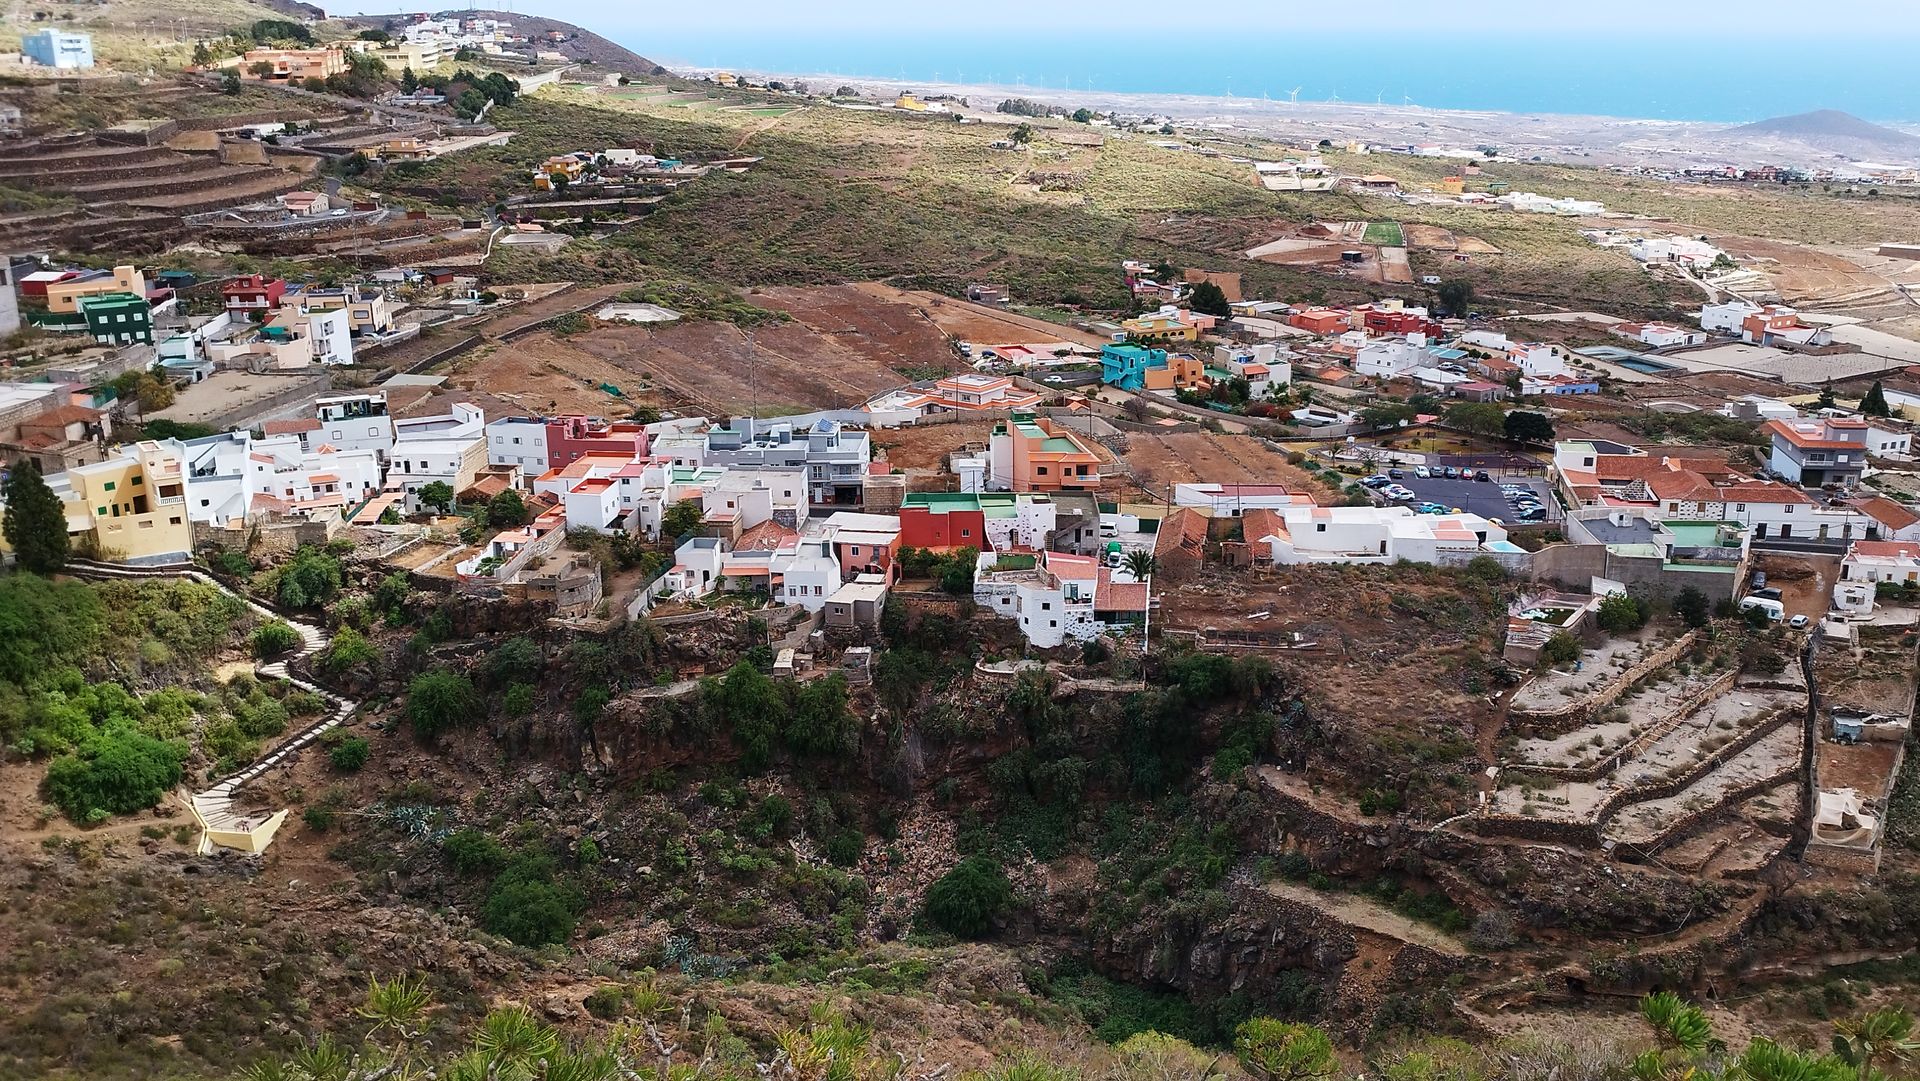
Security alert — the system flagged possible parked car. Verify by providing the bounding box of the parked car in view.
[1515,507,1547,521]
[1362,474,1391,488]
[1739,596,1785,622]
[1415,501,1447,514]
[1386,486,1417,501]
[1752,586,1783,601]
[1413,466,1431,478]
[1388,468,1404,480]
[1789,614,1811,629]
[1751,571,1768,591]
[1475,470,1493,482]
[1442,466,1459,479]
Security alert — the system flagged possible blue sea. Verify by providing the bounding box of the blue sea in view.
[619,30,1920,124]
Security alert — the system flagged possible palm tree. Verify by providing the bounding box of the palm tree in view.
[1833,1007,1920,1081]
[1123,550,1158,581]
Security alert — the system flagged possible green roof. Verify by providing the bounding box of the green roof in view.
[1041,437,1084,453]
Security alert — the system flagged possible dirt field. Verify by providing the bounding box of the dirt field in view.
[857,284,1112,348]
[435,336,656,419]
[1119,431,1328,495]
[1403,224,1458,251]
[871,418,999,473]
[458,284,981,420]
[1715,235,1899,310]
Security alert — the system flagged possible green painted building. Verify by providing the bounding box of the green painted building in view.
[77,291,153,346]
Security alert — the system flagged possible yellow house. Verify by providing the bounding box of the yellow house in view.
[1440,175,1465,194]
[56,441,195,561]
[45,265,146,315]
[366,39,455,74]
[1121,310,1202,342]
[896,92,927,111]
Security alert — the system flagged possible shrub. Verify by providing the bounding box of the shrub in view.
[1597,592,1648,635]
[318,625,378,675]
[303,805,336,831]
[1539,632,1581,668]
[328,736,370,772]
[252,621,301,658]
[923,855,1012,939]
[482,855,582,947]
[1234,1018,1337,1081]
[444,828,507,874]
[1468,909,1517,950]
[825,828,864,867]
[271,546,344,609]
[42,729,186,822]
[407,669,477,738]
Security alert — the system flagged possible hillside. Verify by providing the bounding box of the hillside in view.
[343,8,662,74]
[1727,108,1920,160]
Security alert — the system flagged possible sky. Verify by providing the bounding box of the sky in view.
[333,0,1920,32]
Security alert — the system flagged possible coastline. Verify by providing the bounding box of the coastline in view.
[644,65,1864,169]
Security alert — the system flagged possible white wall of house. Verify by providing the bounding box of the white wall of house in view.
[487,418,551,472]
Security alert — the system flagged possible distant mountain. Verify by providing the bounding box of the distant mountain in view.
[1726,109,1920,160]
[343,9,661,75]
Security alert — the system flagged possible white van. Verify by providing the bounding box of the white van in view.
[1738,596,1785,622]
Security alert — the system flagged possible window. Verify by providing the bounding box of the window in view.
[1041,602,1051,611]
[1037,466,1049,476]
[169,517,181,525]
[1316,523,1327,533]
[130,475,142,486]
[103,481,115,492]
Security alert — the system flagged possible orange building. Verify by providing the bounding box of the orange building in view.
[240,47,349,81]
[1141,352,1208,392]
[989,411,1102,493]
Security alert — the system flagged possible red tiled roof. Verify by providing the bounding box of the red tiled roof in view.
[737,519,798,551]
[1849,541,1920,561]
[1849,496,1920,532]
[1096,568,1149,612]
[20,403,102,428]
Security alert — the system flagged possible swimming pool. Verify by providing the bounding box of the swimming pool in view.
[1615,357,1679,374]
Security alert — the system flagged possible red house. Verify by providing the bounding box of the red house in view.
[1361,309,1442,337]
[545,416,650,468]
[222,274,287,322]
[898,493,989,551]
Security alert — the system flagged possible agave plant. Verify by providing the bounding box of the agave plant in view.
[1832,1008,1920,1081]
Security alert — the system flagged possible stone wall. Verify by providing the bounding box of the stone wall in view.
[1518,668,1739,782]
[1510,630,1705,735]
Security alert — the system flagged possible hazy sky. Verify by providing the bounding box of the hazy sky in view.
[335,0,1920,32]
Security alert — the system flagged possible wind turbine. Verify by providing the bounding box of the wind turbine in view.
[1288,86,1302,107]
[1328,88,1341,104]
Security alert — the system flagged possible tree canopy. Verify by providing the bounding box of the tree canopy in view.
[3,458,70,574]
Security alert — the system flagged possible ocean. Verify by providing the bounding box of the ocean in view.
[619,30,1920,124]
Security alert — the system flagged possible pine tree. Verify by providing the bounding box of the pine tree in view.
[1862,380,1893,418]
[2,459,70,574]
[1818,380,1838,410]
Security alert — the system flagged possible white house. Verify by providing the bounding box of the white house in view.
[1355,333,1428,379]
[1172,483,1312,516]
[1213,343,1291,397]
[1700,300,1762,336]
[1246,505,1509,565]
[1629,236,1725,265]
[389,403,486,512]
[1614,321,1707,349]
[703,466,810,530]
[313,392,397,460]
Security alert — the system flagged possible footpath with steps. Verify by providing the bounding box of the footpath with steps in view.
[64,559,359,854]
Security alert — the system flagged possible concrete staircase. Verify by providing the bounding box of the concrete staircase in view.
[63,559,359,853]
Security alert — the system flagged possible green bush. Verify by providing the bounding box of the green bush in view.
[444,828,508,874]
[824,828,864,867]
[41,728,186,822]
[923,855,1012,939]
[328,736,370,772]
[482,854,582,947]
[252,621,301,658]
[317,625,378,675]
[407,669,477,738]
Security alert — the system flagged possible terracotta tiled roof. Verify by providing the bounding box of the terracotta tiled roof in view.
[1848,541,1920,561]
[1849,496,1920,532]
[264,418,321,435]
[1095,568,1149,612]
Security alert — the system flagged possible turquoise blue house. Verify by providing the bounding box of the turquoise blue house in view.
[1100,343,1169,390]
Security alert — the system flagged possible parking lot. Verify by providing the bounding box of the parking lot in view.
[1371,470,1562,523]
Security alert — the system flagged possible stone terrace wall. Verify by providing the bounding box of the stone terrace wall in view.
[1510,629,1704,737]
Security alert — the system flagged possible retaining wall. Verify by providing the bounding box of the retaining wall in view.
[1510,630,1705,735]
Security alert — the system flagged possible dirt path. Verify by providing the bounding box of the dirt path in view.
[730,107,804,153]
[1264,879,1468,956]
